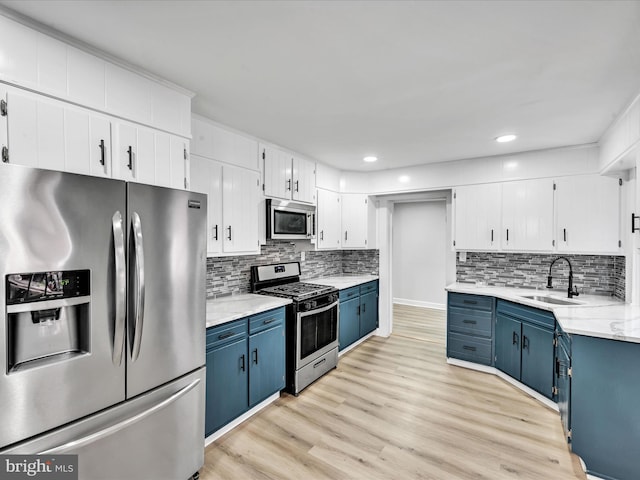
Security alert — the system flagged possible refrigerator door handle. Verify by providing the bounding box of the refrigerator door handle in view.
[131,212,145,362]
[38,377,201,454]
[112,211,126,366]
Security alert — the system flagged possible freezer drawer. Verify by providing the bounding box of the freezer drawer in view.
[1,368,205,480]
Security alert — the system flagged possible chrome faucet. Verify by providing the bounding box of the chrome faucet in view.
[547,256,579,298]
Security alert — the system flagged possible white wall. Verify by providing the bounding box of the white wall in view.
[392,201,449,308]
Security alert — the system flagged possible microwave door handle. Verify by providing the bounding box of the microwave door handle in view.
[111,211,126,366]
[130,212,145,362]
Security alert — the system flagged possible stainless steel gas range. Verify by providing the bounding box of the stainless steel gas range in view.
[251,262,339,395]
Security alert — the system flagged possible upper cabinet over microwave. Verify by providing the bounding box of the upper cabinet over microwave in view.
[267,199,316,240]
[261,144,316,204]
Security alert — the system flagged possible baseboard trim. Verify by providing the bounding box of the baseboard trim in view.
[393,298,446,310]
[338,330,378,357]
[204,391,280,445]
[446,357,559,412]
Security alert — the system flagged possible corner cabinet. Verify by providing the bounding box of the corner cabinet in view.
[205,307,285,436]
[495,300,555,399]
[190,154,261,255]
[338,281,379,351]
[446,293,494,365]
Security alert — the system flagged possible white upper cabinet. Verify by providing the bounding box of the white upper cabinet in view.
[190,155,260,256]
[191,117,258,170]
[316,188,342,250]
[341,193,369,249]
[0,15,191,137]
[261,144,316,204]
[502,178,555,252]
[555,175,621,253]
[453,183,502,250]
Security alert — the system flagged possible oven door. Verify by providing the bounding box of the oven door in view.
[296,301,339,370]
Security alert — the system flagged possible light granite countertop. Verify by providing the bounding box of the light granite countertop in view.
[307,274,379,290]
[206,294,292,329]
[446,283,640,343]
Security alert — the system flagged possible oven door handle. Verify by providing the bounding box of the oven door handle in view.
[297,300,339,318]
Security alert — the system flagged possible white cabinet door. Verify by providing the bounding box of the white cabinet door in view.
[113,122,156,184]
[135,127,156,185]
[190,154,223,255]
[64,107,91,174]
[454,183,502,250]
[223,165,260,253]
[292,156,316,204]
[317,188,341,250]
[502,178,554,251]
[342,193,369,249]
[556,175,621,253]
[153,133,172,188]
[262,145,292,200]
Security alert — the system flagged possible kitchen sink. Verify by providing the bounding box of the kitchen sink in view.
[520,295,582,306]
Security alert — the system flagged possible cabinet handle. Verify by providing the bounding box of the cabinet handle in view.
[512,331,519,345]
[506,229,509,242]
[491,229,494,242]
[263,318,276,325]
[227,226,232,241]
[240,354,246,372]
[463,300,477,305]
[2,146,8,163]
[252,348,258,365]
[127,146,134,171]
[363,304,366,313]
[313,358,327,368]
[218,331,234,340]
[99,139,106,166]
[462,319,477,324]
[462,345,477,352]
[287,179,291,191]
[357,305,361,315]
[522,335,529,350]
[345,231,348,241]
[213,225,218,241]
[320,230,324,241]
[295,180,299,192]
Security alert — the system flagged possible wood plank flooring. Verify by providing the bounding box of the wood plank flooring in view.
[200,304,585,480]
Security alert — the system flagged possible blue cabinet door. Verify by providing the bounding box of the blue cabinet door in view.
[521,322,554,398]
[556,337,571,440]
[339,297,360,351]
[205,337,248,435]
[495,313,521,380]
[359,291,378,337]
[248,324,285,407]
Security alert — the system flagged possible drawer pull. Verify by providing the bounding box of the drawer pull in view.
[463,300,478,305]
[462,345,477,352]
[263,318,276,325]
[314,358,327,368]
[218,331,235,340]
[462,319,477,324]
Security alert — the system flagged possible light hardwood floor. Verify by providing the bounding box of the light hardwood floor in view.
[200,304,585,479]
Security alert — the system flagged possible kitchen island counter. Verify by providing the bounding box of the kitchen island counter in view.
[308,274,378,290]
[206,294,291,329]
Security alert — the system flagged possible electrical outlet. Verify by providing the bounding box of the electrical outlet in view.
[459,251,466,262]
[301,251,305,262]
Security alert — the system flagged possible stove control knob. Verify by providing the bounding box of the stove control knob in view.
[330,294,338,303]
[303,302,312,311]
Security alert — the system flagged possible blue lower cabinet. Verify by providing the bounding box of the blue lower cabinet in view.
[495,300,555,399]
[359,290,378,337]
[447,293,494,366]
[248,323,285,407]
[205,307,285,436]
[571,335,640,480]
[339,296,360,350]
[555,327,571,441]
[338,281,379,351]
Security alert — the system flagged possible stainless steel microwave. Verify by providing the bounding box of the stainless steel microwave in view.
[267,199,316,240]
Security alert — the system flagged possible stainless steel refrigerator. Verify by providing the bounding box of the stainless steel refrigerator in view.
[0,164,207,480]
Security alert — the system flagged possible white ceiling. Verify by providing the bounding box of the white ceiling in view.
[2,0,640,172]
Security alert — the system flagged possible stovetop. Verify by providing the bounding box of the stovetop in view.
[257,282,336,302]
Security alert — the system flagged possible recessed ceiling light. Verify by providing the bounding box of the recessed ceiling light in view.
[363,156,378,163]
[495,134,517,143]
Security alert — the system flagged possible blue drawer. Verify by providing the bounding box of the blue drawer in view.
[448,292,493,311]
[206,318,248,349]
[339,286,360,302]
[359,281,378,295]
[447,332,492,365]
[448,306,492,338]
[249,307,285,335]
[497,300,555,330]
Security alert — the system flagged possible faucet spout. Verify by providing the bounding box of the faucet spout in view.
[547,256,579,298]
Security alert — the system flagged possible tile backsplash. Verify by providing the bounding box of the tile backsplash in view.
[456,252,625,300]
[206,240,379,298]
